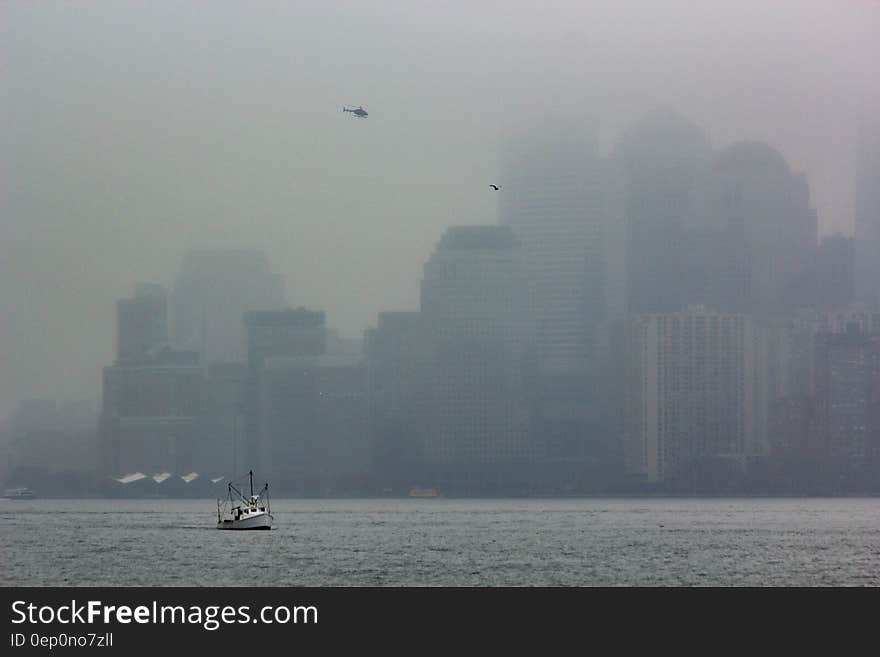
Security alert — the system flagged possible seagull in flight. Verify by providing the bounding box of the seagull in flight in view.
[489,184,501,191]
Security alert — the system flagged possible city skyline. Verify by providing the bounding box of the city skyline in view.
[1,112,880,458]
[3,0,879,420]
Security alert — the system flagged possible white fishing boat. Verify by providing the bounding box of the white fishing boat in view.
[216,470,273,530]
[408,486,441,498]
[3,487,36,500]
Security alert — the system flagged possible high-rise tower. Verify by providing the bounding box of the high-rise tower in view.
[855,120,880,308]
[499,121,609,373]
[420,226,534,478]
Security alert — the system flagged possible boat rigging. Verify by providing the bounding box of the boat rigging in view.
[216,470,273,530]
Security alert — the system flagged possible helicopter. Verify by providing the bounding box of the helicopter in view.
[343,105,368,118]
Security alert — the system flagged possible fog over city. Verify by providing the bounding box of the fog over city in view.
[2,0,877,419]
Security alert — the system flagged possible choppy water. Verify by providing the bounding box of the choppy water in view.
[1,498,879,586]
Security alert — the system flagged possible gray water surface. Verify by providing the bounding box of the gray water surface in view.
[2,498,878,586]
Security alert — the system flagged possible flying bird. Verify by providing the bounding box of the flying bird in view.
[489,184,501,191]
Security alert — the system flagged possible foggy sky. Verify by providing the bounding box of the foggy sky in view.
[1,0,878,420]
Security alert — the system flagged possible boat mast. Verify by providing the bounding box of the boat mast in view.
[232,413,237,481]
[249,470,254,498]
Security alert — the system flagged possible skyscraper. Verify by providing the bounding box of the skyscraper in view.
[499,121,628,480]
[615,110,712,315]
[420,226,535,487]
[364,311,433,488]
[260,354,368,491]
[100,348,203,477]
[855,119,880,308]
[201,361,247,478]
[244,308,327,371]
[814,233,854,312]
[100,284,203,477]
[499,121,608,373]
[243,307,327,474]
[169,250,286,365]
[115,283,168,365]
[705,141,818,317]
[624,305,767,485]
[813,322,880,486]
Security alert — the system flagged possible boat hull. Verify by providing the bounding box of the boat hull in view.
[217,511,273,530]
[408,488,440,498]
[3,488,36,500]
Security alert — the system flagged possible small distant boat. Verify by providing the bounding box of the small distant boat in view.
[408,487,440,498]
[217,470,273,530]
[3,487,36,500]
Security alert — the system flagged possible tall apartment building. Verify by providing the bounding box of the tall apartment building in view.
[624,306,767,484]
[813,323,880,483]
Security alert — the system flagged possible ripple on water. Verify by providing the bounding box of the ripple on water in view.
[2,498,880,586]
